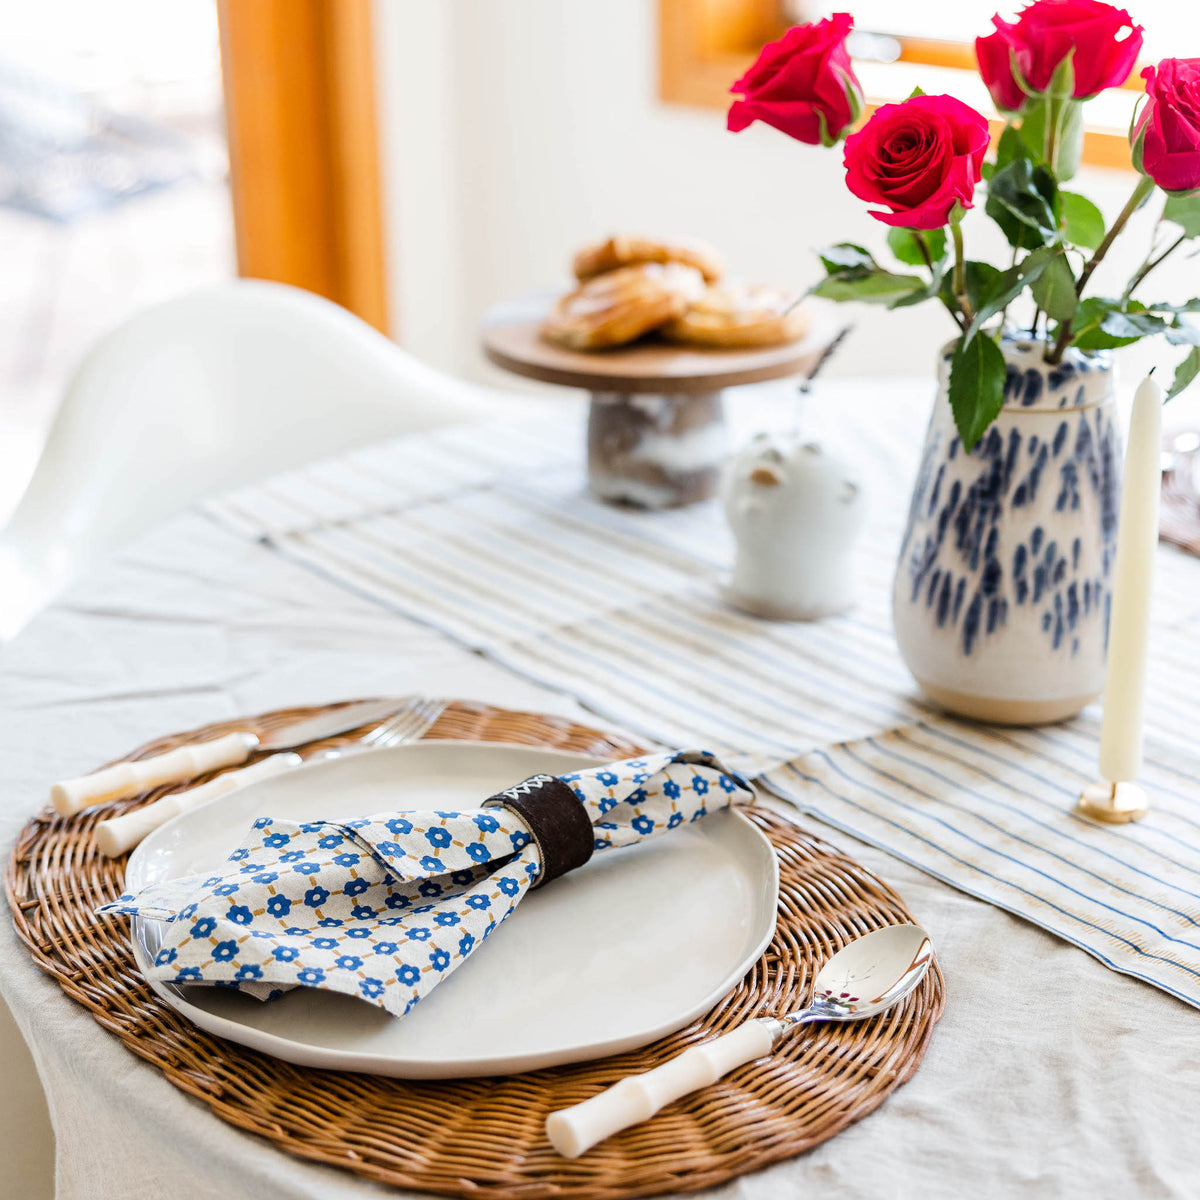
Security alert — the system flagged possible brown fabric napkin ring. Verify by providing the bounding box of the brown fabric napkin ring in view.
[483,774,594,888]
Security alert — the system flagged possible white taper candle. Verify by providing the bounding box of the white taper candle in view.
[1097,374,1163,784]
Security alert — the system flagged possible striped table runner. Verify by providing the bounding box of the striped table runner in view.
[205,389,1200,1008]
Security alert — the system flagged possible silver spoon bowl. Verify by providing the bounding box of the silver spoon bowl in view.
[769,922,934,1033]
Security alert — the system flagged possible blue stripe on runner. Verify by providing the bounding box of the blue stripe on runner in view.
[867,732,1200,923]
[620,607,904,735]
[895,727,1200,897]
[833,740,1200,958]
[917,724,1200,879]
[779,757,1200,991]
[525,626,803,758]
[763,764,1199,1009]
[980,723,1200,844]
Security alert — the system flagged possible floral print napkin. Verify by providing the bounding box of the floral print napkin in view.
[100,750,751,1018]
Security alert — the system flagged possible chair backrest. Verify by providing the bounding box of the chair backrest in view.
[0,280,510,634]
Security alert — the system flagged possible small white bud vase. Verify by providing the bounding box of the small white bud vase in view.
[894,338,1120,724]
[722,432,867,620]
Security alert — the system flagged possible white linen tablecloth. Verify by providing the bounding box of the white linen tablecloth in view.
[1,381,1198,1200]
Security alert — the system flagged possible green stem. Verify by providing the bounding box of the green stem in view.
[1123,203,1164,300]
[1127,232,1186,299]
[1047,174,1156,363]
[913,231,935,273]
[916,231,966,333]
[951,220,973,325]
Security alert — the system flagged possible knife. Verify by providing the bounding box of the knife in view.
[51,698,406,817]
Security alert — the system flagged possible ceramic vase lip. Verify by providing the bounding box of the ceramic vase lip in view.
[938,335,1113,413]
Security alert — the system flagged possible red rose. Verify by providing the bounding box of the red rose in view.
[728,14,862,147]
[976,0,1142,107]
[1133,59,1200,194]
[975,28,1030,112]
[843,95,990,230]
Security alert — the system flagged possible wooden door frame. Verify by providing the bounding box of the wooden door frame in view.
[217,0,389,334]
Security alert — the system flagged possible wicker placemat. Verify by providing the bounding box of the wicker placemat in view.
[7,699,944,1199]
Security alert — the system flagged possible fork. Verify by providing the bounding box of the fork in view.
[94,698,447,858]
[339,698,447,754]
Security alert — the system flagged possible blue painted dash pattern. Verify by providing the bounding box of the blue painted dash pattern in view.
[892,338,1120,723]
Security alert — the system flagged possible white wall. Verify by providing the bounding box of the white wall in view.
[374,0,1198,394]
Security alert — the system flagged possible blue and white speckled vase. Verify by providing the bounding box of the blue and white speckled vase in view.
[893,337,1120,724]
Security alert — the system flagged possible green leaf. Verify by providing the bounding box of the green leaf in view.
[887,227,947,267]
[1030,253,1077,321]
[888,278,942,310]
[949,332,1006,452]
[1100,309,1167,338]
[1046,50,1076,99]
[1165,319,1200,346]
[1032,166,1058,210]
[1059,192,1105,249]
[1018,98,1048,163]
[814,109,832,149]
[818,243,878,274]
[812,270,925,304]
[1169,346,1200,399]
[986,158,1058,249]
[995,124,1028,172]
[962,247,1057,343]
[1163,194,1200,238]
[962,261,1003,313]
[907,85,927,99]
[1070,297,1148,349]
[985,125,1028,181]
[1156,297,1200,313]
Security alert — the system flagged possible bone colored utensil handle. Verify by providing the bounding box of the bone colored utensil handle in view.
[51,732,257,817]
[546,1018,777,1158]
[93,752,303,858]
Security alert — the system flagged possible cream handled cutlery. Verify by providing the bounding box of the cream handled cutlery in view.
[92,700,447,856]
[93,753,302,857]
[52,697,426,817]
[546,923,933,1158]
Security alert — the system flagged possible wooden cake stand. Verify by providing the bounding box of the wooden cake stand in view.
[482,296,833,508]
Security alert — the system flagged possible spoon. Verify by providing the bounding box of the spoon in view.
[545,923,934,1158]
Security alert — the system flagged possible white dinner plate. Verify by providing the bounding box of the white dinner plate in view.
[126,740,779,1078]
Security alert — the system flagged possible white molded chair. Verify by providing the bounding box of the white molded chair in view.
[0,280,528,1193]
[0,279,520,636]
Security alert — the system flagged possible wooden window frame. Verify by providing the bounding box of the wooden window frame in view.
[659,0,1137,170]
[217,0,389,334]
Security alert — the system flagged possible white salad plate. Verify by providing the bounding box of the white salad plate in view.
[127,739,779,1078]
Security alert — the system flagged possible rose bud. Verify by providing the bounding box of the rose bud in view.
[843,94,990,230]
[1132,59,1200,194]
[976,0,1142,105]
[728,13,863,147]
[976,27,1030,112]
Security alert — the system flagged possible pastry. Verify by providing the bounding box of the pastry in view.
[661,284,808,348]
[541,263,706,351]
[572,235,724,284]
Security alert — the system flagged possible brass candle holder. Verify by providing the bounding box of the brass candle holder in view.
[1075,780,1148,824]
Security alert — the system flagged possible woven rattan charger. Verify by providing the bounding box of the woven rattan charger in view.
[7,699,945,1199]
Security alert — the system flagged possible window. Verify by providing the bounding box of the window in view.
[659,0,1190,169]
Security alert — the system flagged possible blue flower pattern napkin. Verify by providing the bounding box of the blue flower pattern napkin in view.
[100,750,751,1017]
